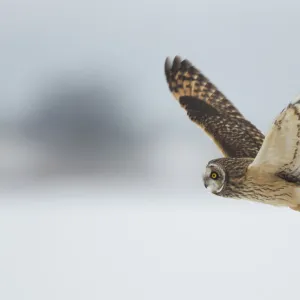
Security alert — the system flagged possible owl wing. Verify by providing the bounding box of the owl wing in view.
[249,99,300,183]
[164,56,265,158]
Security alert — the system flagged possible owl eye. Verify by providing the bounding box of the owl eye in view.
[210,172,219,180]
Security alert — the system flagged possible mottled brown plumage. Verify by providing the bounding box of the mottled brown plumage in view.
[164,55,300,211]
[164,56,265,158]
[206,158,295,207]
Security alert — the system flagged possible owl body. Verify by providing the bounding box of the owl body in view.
[245,165,296,207]
[164,55,300,211]
[207,158,297,207]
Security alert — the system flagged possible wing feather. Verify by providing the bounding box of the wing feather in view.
[165,56,264,158]
[249,99,300,183]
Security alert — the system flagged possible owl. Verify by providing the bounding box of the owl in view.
[164,55,300,211]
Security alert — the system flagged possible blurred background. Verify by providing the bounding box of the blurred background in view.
[2,0,300,299]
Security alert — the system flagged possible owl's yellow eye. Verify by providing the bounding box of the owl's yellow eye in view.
[210,172,218,179]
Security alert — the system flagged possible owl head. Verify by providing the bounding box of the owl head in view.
[203,157,253,196]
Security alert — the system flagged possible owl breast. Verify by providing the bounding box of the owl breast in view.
[222,167,297,207]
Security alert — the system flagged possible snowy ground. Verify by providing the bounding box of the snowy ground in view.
[1,191,300,300]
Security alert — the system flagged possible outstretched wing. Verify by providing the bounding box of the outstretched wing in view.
[164,56,264,158]
[249,98,300,184]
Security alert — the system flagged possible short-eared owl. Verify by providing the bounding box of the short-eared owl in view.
[164,55,300,211]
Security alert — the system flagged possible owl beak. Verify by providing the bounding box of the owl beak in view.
[202,173,207,188]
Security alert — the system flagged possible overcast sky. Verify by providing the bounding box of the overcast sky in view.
[1,0,300,127]
[1,0,300,189]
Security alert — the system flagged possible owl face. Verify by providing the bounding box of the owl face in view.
[203,163,226,194]
[203,158,253,197]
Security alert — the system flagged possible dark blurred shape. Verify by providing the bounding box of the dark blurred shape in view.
[21,71,146,180]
